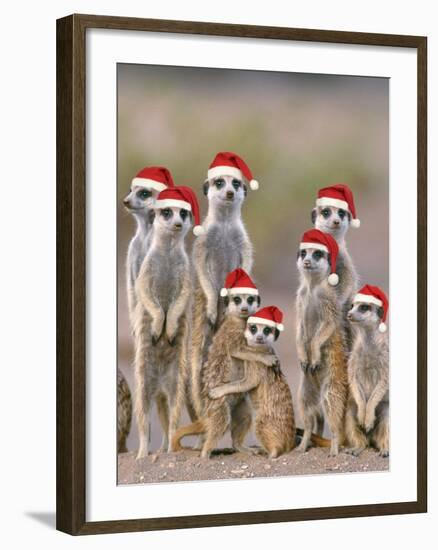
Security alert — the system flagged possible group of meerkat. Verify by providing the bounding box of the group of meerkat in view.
[117,153,389,462]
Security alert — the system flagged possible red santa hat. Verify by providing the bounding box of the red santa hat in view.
[300,229,340,286]
[220,268,258,298]
[248,306,284,332]
[353,285,389,333]
[316,184,360,228]
[131,166,175,192]
[207,151,259,191]
[154,186,204,236]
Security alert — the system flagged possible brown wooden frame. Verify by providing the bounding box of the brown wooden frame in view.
[56,13,427,535]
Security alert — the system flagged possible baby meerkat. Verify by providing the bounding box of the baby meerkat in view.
[345,285,389,457]
[209,307,295,458]
[190,152,258,418]
[312,184,361,331]
[133,186,203,458]
[172,274,278,458]
[117,368,132,453]
[295,229,348,457]
[123,167,175,330]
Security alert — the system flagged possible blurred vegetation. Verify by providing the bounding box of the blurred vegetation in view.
[117,64,389,451]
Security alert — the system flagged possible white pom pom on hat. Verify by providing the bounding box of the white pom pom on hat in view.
[220,288,228,297]
[193,225,205,236]
[328,273,339,286]
[351,218,361,228]
[250,179,259,191]
[378,322,387,333]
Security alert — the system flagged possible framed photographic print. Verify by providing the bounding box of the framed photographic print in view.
[56,14,427,535]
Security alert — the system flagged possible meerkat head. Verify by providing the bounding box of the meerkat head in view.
[311,205,351,240]
[153,206,192,237]
[348,285,388,333]
[123,185,159,218]
[297,246,331,280]
[244,322,279,348]
[347,301,385,329]
[223,293,261,319]
[203,175,247,210]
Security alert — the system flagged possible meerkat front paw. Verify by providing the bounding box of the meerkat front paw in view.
[151,315,165,345]
[364,409,376,433]
[206,303,218,329]
[357,407,366,428]
[300,361,310,374]
[208,387,224,400]
[309,363,321,375]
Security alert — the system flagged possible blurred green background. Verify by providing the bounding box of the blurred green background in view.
[117,64,389,452]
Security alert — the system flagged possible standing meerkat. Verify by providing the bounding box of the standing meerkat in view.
[134,186,203,459]
[117,368,132,453]
[295,229,348,457]
[311,184,361,328]
[190,152,259,417]
[345,285,389,457]
[123,166,175,329]
[172,282,278,458]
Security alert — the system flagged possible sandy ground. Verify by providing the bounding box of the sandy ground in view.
[118,447,389,485]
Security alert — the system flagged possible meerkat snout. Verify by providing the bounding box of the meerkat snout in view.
[226,190,234,200]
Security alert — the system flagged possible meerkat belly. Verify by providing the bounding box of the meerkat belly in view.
[205,226,246,292]
[150,252,186,312]
[226,356,247,407]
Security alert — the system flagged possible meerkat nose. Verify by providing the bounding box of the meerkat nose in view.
[174,222,182,229]
[226,191,234,199]
[123,198,130,206]
[333,220,340,226]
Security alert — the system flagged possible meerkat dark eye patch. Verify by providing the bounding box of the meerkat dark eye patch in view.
[249,325,257,334]
[161,208,172,219]
[263,326,272,336]
[233,296,242,305]
[214,178,225,189]
[247,296,255,305]
[313,250,324,260]
[232,178,241,190]
[321,208,331,219]
[338,209,346,220]
[359,304,370,313]
[137,189,152,200]
[300,249,307,259]
[179,208,188,220]
[203,180,209,196]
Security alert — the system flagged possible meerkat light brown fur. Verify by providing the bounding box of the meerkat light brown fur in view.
[117,368,132,453]
[172,314,277,458]
[295,243,348,456]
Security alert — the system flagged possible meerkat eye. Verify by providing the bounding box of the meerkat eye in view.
[232,178,241,190]
[359,304,370,313]
[233,296,242,305]
[179,208,188,220]
[321,208,331,218]
[247,296,255,305]
[338,209,346,220]
[263,326,272,336]
[137,189,151,200]
[300,250,307,259]
[313,250,323,260]
[161,208,172,219]
[215,178,225,189]
[249,325,257,334]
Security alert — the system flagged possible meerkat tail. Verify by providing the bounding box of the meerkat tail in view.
[171,419,206,451]
[295,427,331,448]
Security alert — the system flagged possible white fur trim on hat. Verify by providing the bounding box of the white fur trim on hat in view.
[378,322,387,333]
[131,178,168,192]
[208,165,243,181]
[193,225,205,236]
[328,273,339,286]
[351,218,361,228]
[316,197,349,211]
[250,179,259,191]
[228,287,259,296]
[353,293,383,307]
[300,242,329,253]
[247,316,283,331]
[154,198,192,211]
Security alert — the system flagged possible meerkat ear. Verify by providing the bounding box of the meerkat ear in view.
[377,306,384,319]
[223,296,230,307]
[311,207,317,225]
[256,295,261,307]
[243,183,248,197]
[203,179,210,196]
[148,209,156,224]
[274,328,280,341]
